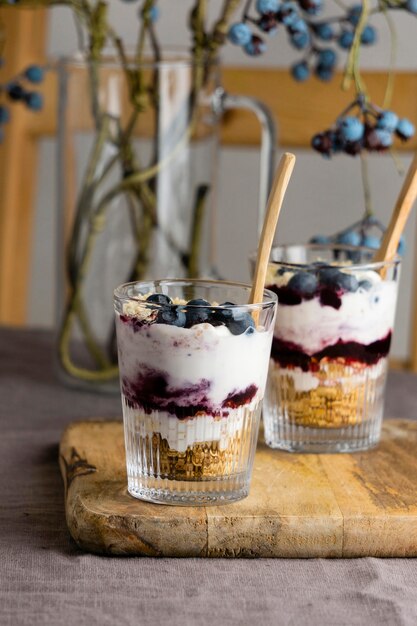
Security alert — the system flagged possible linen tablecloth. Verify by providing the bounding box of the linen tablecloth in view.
[1,327,416,626]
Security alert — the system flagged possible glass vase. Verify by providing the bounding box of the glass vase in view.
[55,50,276,391]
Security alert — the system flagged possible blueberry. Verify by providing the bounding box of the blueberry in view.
[146,293,172,305]
[289,17,308,33]
[359,279,372,290]
[396,118,415,140]
[338,116,364,142]
[406,0,417,13]
[228,311,256,336]
[287,271,318,295]
[310,234,331,244]
[256,0,279,12]
[361,25,376,45]
[185,298,211,327]
[24,92,43,111]
[210,302,235,325]
[228,22,252,46]
[361,234,380,250]
[374,128,393,148]
[311,131,333,156]
[244,35,267,56]
[318,267,359,292]
[347,4,362,26]
[313,22,334,41]
[336,230,361,246]
[298,0,322,15]
[315,64,334,82]
[258,13,279,34]
[0,106,10,124]
[290,30,310,49]
[377,111,399,132]
[291,60,310,81]
[277,2,299,26]
[6,82,25,101]
[149,5,159,21]
[157,306,186,327]
[24,65,44,84]
[338,30,354,49]
[317,48,336,68]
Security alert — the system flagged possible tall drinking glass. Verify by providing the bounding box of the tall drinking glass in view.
[262,244,400,453]
[114,279,277,505]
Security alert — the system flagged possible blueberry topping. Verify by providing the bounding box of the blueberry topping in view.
[228,311,256,336]
[318,267,359,292]
[185,299,212,327]
[187,298,211,307]
[156,306,186,327]
[146,293,172,305]
[287,271,318,296]
[210,303,235,326]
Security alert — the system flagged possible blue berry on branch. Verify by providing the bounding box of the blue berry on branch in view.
[0,105,10,124]
[24,65,44,84]
[310,234,331,244]
[405,0,417,14]
[291,60,310,81]
[338,30,354,49]
[277,2,300,27]
[338,116,364,142]
[228,22,253,46]
[361,234,380,250]
[315,63,334,81]
[25,92,43,111]
[6,82,25,101]
[336,230,362,246]
[257,13,279,34]
[396,118,415,140]
[347,4,362,26]
[376,110,399,132]
[149,5,159,22]
[317,48,336,68]
[256,0,280,13]
[313,22,334,41]
[361,25,376,45]
[290,30,310,49]
[244,34,267,56]
[297,0,322,16]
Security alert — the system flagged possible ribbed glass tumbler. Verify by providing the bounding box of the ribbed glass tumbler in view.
[114,279,277,505]
[261,244,400,453]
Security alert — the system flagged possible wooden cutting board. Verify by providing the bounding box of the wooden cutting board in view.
[59,419,417,557]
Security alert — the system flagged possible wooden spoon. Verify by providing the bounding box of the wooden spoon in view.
[374,151,417,264]
[250,152,296,311]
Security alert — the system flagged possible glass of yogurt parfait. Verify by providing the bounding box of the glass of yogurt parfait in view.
[261,244,400,453]
[114,279,277,505]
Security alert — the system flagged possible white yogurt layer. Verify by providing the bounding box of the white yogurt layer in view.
[122,398,260,452]
[271,272,398,354]
[116,315,274,409]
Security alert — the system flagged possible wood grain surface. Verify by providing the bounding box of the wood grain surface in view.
[59,419,417,558]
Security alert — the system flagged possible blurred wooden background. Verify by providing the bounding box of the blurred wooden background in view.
[1,6,417,368]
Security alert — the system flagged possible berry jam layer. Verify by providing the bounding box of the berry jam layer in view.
[122,366,258,419]
[271,333,392,371]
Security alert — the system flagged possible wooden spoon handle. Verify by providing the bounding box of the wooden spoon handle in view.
[374,151,417,264]
[250,152,296,305]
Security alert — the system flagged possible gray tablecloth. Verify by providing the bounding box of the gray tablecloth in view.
[1,327,417,626]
